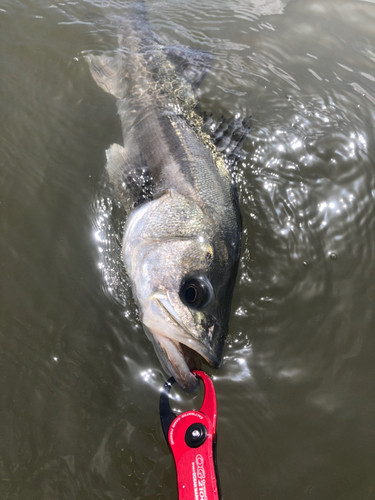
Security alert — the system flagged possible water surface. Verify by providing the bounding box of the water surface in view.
[1,0,375,498]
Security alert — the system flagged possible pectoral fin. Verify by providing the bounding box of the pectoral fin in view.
[106,143,153,212]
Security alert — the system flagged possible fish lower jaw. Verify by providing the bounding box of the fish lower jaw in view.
[153,334,199,392]
[142,299,219,391]
[152,331,220,392]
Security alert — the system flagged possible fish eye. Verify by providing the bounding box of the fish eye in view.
[179,277,212,309]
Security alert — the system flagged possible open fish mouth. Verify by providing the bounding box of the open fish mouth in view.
[143,293,220,392]
[151,335,201,392]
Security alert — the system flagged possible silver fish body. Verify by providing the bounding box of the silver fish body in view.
[86,4,246,391]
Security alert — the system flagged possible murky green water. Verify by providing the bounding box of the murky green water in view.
[1,0,375,498]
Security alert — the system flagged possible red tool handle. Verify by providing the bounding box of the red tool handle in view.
[160,370,220,500]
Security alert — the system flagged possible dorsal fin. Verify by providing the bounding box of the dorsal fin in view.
[165,44,213,90]
[202,112,251,169]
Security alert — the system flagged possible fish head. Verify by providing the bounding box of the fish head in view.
[123,190,240,392]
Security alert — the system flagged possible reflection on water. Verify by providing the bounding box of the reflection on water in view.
[1,0,375,498]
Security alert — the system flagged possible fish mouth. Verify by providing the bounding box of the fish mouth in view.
[143,293,220,392]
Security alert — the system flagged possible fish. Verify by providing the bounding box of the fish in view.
[85,2,250,392]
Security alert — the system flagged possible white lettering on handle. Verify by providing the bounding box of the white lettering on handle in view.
[191,454,207,500]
